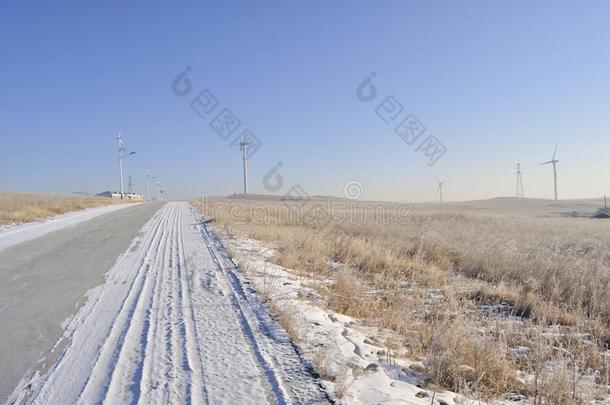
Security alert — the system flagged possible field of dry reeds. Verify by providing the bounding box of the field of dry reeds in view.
[0,191,129,225]
[197,196,610,403]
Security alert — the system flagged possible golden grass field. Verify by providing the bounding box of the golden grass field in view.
[0,191,129,225]
[197,195,610,403]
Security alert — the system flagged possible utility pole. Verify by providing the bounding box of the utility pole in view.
[240,134,250,194]
[151,176,157,200]
[128,176,133,194]
[516,163,524,199]
[146,170,151,202]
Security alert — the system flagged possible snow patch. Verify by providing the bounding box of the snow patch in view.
[223,234,471,405]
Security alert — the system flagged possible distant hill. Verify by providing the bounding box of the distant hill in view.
[218,193,607,218]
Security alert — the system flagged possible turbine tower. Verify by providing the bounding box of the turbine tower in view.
[240,134,250,194]
[117,133,135,199]
[436,176,444,203]
[117,134,125,199]
[515,163,524,199]
[539,141,559,201]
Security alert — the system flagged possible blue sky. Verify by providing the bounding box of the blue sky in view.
[1,1,609,202]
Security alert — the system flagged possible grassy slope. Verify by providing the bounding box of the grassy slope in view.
[197,195,610,403]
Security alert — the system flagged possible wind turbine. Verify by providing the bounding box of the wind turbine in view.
[436,176,444,203]
[117,134,125,198]
[539,141,559,201]
[117,133,136,199]
[240,134,250,194]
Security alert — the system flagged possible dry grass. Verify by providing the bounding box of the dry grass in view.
[197,196,610,402]
[268,301,301,344]
[0,191,130,224]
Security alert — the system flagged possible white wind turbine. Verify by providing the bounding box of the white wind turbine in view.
[436,176,444,203]
[240,134,250,194]
[117,133,136,199]
[539,141,559,201]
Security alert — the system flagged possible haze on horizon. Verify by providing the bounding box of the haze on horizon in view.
[1,1,609,203]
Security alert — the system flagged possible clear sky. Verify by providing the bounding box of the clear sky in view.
[1,1,609,202]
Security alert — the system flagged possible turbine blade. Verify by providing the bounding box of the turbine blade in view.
[552,140,559,160]
[539,161,553,165]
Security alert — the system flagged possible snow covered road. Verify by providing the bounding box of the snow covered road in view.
[0,203,161,403]
[14,202,328,404]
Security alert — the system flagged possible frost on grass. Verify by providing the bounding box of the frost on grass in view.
[202,196,610,404]
[225,236,464,404]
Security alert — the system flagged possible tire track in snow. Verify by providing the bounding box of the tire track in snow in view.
[140,205,176,404]
[199,222,289,405]
[100,204,174,402]
[169,206,192,403]
[176,211,209,404]
[21,202,328,405]
[25,205,169,404]
[192,205,330,405]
